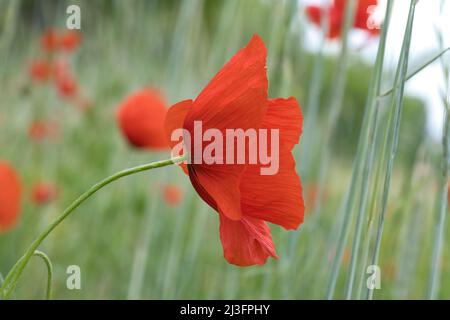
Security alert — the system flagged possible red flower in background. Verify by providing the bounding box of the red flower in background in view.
[41,29,59,52]
[116,88,170,150]
[59,30,82,52]
[306,4,343,39]
[165,35,304,266]
[31,182,59,205]
[52,59,78,99]
[28,120,60,142]
[27,29,89,112]
[163,184,183,206]
[306,0,379,39]
[352,0,379,34]
[29,59,51,83]
[54,72,78,98]
[0,162,21,231]
[40,29,82,53]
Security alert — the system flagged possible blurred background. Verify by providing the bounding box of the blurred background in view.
[0,0,449,299]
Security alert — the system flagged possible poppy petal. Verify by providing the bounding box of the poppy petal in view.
[164,99,192,150]
[164,99,193,174]
[306,5,323,26]
[219,214,278,266]
[185,34,268,134]
[189,163,244,221]
[182,35,269,221]
[263,97,302,151]
[240,153,304,230]
[239,98,304,230]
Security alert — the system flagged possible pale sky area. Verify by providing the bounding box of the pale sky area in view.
[300,0,450,141]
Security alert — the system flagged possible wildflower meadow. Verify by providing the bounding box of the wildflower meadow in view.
[1,0,450,301]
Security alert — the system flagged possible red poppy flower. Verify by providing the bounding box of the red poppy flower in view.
[54,70,78,99]
[352,0,379,34]
[41,29,59,52]
[306,0,379,39]
[306,4,343,39]
[164,35,304,266]
[0,162,21,231]
[51,58,78,98]
[59,30,82,52]
[28,120,60,142]
[116,88,170,150]
[29,59,51,83]
[31,182,59,205]
[163,184,183,206]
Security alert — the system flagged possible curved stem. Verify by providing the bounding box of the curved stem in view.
[0,155,186,300]
[33,250,53,300]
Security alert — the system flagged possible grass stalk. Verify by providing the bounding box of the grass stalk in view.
[326,0,392,299]
[427,51,450,300]
[344,0,393,299]
[367,0,418,300]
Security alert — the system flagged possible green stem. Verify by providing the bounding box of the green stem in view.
[344,0,393,299]
[379,47,450,98]
[427,52,450,300]
[33,250,53,300]
[0,155,186,300]
[367,0,417,300]
[325,0,392,299]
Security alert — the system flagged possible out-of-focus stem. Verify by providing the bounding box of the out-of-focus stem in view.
[427,50,450,301]
[0,155,187,300]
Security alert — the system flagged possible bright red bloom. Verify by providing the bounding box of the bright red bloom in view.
[116,88,170,150]
[59,30,82,52]
[164,35,304,266]
[0,162,21,231]
[41,29,59,52]
[31,182,59,205]
[306,0,379,39]
[29,59,51,82]
[163,184,183,206]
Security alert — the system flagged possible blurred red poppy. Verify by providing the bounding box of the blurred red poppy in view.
[41,29,59,52]
[54,66,78,99]
[306,4,343,39]
[306,0,379,39]
[29,59,51,83]
[59,30,82,52]
[28,120,60,142]
[0,162,21,231]
[163,184,183,206]
[165,35,304,266]
[31,182,59,205]
[116,88,170,150]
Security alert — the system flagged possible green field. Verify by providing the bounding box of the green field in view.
[1,0,449,300]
